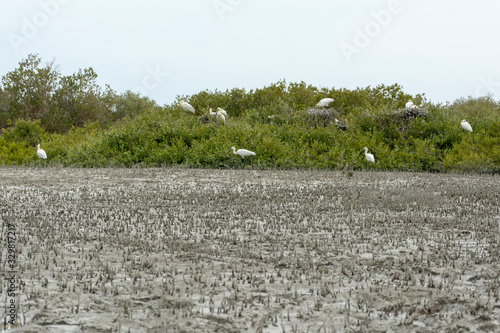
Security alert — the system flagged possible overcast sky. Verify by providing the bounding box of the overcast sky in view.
[1,1,499,106]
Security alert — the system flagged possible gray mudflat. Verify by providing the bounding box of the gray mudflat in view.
[1,168,499,332]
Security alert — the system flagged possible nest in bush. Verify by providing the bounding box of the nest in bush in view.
[306,108,340,127]
[198,115,210,124]
[381,107,429,131]
[397,107,429,120]
[198,115,223,126]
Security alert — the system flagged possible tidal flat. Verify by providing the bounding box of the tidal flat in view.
[1,168,499,332]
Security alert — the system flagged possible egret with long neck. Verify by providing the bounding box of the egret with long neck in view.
[231,147,255,158]
[37,144,47,159]
[363,147,374,163]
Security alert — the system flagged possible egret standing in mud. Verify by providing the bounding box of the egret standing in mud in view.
[363,147,374,163]
[460,119,473,132]
[37,144,47,159]
[179,100,195,114]
[316,98,334,108]
[232,147,255,159]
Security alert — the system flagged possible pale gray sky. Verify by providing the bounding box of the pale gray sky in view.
[1,0,499,106]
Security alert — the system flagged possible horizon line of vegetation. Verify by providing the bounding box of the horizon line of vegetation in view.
[1,54,499,173]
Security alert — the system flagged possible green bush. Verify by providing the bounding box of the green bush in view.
[0,119,48,165]
[0,54,118,133]
[1,79,499,173]
[1,119,47,146]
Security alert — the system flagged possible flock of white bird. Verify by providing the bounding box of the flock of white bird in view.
[36,98,474,164]
[406,99,473,134]
[180,100,252,158]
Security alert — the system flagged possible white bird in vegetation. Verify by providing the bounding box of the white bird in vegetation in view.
[316,98,334,108]
[179,100,195,113]
[460,119,473,132]
[216,107,227,117]
[405,99,417,110]
[208,108,216,118]
[363,147,374,163]
[334,118,349,130]
[37,144,47,159]
[232,147,255,158]
[217,109,226,124]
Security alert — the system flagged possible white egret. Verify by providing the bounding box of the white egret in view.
[216,107,227,117]
[37,144,47,159]
[405,100,416,110]
[179,100,195,113]
[460,119,473,132]
[316,98,334,108]
[232,147,255,158]
[208,108,216,118]
[217,109,226,124]
[363,147,374,163]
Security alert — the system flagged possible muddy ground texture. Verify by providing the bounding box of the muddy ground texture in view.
[0,168,499,332]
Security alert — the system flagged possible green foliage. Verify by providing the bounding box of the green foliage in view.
[1,119,46,146]
[0,75,499,173]
[0,119,47,165]
[111,91,156,121]
[0,54,120,133]
[0,139,32,165]
[47,67,116,132]
[0,54,59,129]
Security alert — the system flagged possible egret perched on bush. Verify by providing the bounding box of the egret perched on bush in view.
[179,100,195,113]
[363,147,374,163]
[208,108,216,118]
[232,147,255,158]
[316,98,334,108]
[217,108,226,124]
[37,144,47,159]
[405,100,416,110]
[217,107,227,117]
[460,119,473,132]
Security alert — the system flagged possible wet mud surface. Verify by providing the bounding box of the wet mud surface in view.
[1,168,499,332]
